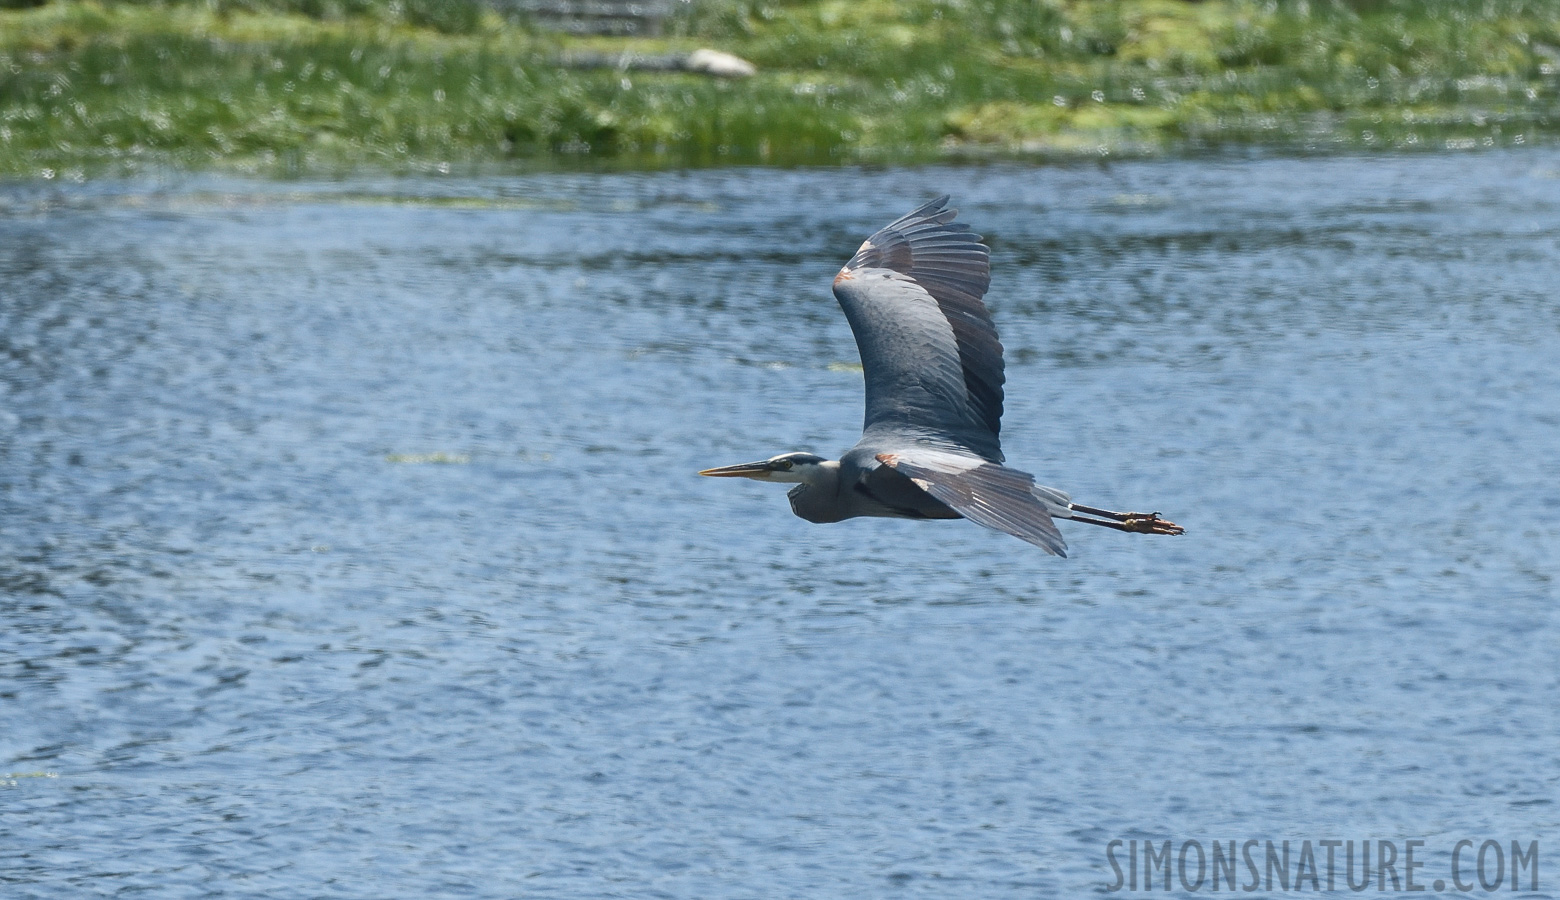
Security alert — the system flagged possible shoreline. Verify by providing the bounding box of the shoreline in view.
[4,0,1558,178]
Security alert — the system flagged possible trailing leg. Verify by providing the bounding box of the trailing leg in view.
[1068,504,1184,535]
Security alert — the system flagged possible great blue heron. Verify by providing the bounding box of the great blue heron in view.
[700,196,1182,556]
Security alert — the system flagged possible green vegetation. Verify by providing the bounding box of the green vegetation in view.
[3,0,1560,175]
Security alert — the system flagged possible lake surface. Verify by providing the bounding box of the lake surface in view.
[3,153,1559,898]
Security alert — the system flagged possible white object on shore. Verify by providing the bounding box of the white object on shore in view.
[684,48,757,78]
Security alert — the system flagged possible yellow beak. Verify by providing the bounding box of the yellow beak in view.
[698,460,774,478]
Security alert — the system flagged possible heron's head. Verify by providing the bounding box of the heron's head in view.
[699,452,829,484]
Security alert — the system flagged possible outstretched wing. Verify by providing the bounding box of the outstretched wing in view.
[832,196,1004,462]
[877,451,1067,557]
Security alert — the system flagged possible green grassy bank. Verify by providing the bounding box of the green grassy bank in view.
[2,0,1559,176]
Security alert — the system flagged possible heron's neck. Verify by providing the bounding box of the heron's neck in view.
[787,459,844,523]
[805,459,841,490]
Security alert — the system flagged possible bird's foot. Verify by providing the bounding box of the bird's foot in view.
[1119,513,1184,535]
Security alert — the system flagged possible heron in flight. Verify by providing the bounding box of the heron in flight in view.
[700,196,1182,556]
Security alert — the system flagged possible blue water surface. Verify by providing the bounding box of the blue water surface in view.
[3,152,1559,898]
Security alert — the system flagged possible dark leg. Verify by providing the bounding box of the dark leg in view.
[1069,505,1184,535]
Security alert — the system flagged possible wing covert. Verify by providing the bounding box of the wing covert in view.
[832,196,1005,461]
[877,452,1067,556]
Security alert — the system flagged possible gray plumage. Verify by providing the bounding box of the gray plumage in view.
[700,196,1182,556]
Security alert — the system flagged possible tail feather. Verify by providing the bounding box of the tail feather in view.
[1030,484,1072,518]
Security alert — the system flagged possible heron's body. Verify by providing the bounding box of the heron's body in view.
[786,449,963,524]
[701,196,1181,556]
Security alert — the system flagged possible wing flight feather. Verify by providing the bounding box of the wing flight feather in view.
[878,453,1068,557]
[832,196,1005,462]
